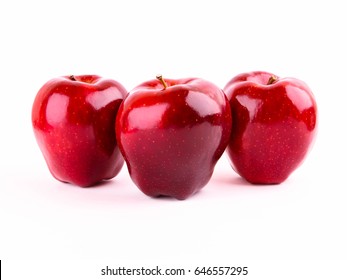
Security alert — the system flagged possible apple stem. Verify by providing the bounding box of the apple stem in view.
[156,75,168,90]
[267,75,277,85]
[69,75,76,81]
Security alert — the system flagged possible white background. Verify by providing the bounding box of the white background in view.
[1,0,346,279]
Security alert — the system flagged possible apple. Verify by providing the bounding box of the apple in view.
[32,75,127,187]
[116,75,232,199]
[223,71,317,184]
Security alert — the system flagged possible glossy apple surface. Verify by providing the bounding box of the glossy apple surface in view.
[32,75,127,187]
[116,76,232,199]
[224,71,317,184]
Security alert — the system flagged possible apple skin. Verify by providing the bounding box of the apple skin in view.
[32,75,127,187]
[116,76,232,200]
[223,71,317,184]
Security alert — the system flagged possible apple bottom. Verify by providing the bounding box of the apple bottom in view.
[34,130,124,187]
[121,123,223,200]
[228,120,315,184]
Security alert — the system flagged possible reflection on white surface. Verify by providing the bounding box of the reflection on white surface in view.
[186,92,220,117]
[1,0,346,269]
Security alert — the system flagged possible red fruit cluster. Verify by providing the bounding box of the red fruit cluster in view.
[32,72,317,200]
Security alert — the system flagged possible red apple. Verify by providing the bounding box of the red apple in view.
[223,71,317,184]
[116,75,232,200]
[32,75,127,187]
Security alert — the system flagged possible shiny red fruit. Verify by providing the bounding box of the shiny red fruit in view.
[116,76,232,200]
[32,75,127,187]
[224,71,317,184]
